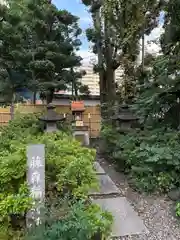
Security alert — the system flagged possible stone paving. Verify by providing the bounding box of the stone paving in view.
[89,174,121,196]
[91,162,148,238]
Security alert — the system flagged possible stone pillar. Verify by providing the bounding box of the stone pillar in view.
[73,126,90,146]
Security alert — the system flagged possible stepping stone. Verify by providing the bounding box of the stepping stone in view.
[94,161,106,174]
[92,197,148,238]
[89,174,120,196]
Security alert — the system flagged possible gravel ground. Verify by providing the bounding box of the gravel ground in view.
[97,156,180,240]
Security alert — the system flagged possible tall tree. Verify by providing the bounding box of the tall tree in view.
[21,0,83,104]
[0,0,28,117]
[82,0,163,108]
[133,0,180,127]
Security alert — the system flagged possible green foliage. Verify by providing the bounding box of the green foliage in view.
[132,0,180,128]
[0,1,28,102]
[0,0,85,104]
[175,202,180,218]
[26,201,113,240]
[101,124,180,193]
[0,184,31,222]
[0,114,97,234]
[82,0,163,105]
[132,54,180,127]
[21,0,83,102]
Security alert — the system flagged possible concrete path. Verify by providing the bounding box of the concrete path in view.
[90,162,148,238]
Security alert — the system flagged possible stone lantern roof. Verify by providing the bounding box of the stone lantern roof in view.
[39,104,65,122]
[112,104,138,121]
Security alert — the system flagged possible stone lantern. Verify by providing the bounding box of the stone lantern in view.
[39,104,65,132]
[112,104,138,131]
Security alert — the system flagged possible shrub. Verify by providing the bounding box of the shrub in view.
[0,113,42,152]
[0,114,98,234]
[100,124,119,157]
[26,201,113,240]
[175,202,180,217]
[101,124,180,193]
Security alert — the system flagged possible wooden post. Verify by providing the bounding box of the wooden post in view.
[88,113,91,140]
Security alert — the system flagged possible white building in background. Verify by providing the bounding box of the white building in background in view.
[79,64,124,96]
[0,0,7,5]
[115,68,124,85]
[79,65,100,96]
[56,65,124,96]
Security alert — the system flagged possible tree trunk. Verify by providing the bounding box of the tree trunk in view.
[106,67,116,101]
[92,5,106,105]
[71,68,75,99]
[10,93,15,120]
[32,52,37,104]
[46,89,54,104]
[142,33,145,72]
[33,91,36,104]
[74,82,78,98]
[105,67,116,118]
[104,17,116,103]
[72,80,74,98]
[100,69,107,103]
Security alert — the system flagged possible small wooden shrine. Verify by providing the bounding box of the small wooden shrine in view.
[71,101,85,127]
[70,100,89,146]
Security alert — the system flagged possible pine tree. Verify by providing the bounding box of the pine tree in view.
[0,0,28,115]
[21,0,83,104]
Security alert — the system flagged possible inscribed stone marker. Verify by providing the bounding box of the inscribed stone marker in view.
[26,144,45,227]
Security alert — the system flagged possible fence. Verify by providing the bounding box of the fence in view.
[0,104,101,138]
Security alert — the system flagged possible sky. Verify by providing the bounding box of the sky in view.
[52,0,164,65]
[52,0,93,62]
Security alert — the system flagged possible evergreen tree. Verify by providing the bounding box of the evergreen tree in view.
[21,0,83,104]
[133,0,180,128]
[0,0,85,106]
[0,0,28,115]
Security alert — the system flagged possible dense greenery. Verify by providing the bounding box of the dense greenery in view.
[0,114,112,239]
[27,201,112,240]
[1,0,180,233]
[94,0,180,219]
[101,125,180,193]
[82,0,163,106]
[0,0,89,106]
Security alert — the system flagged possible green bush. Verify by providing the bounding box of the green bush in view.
[101,124,180,193]
[0,114,98,235]
[26,201,113,240]
[0,113,42,152]
[175,202,180,217]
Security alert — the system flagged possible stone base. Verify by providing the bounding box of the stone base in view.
[46,122,58,132]
[73,130,90,146]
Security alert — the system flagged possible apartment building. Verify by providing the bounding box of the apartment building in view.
[80,64,124,96]
[79,65,100,96]
[0,0,7,5]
